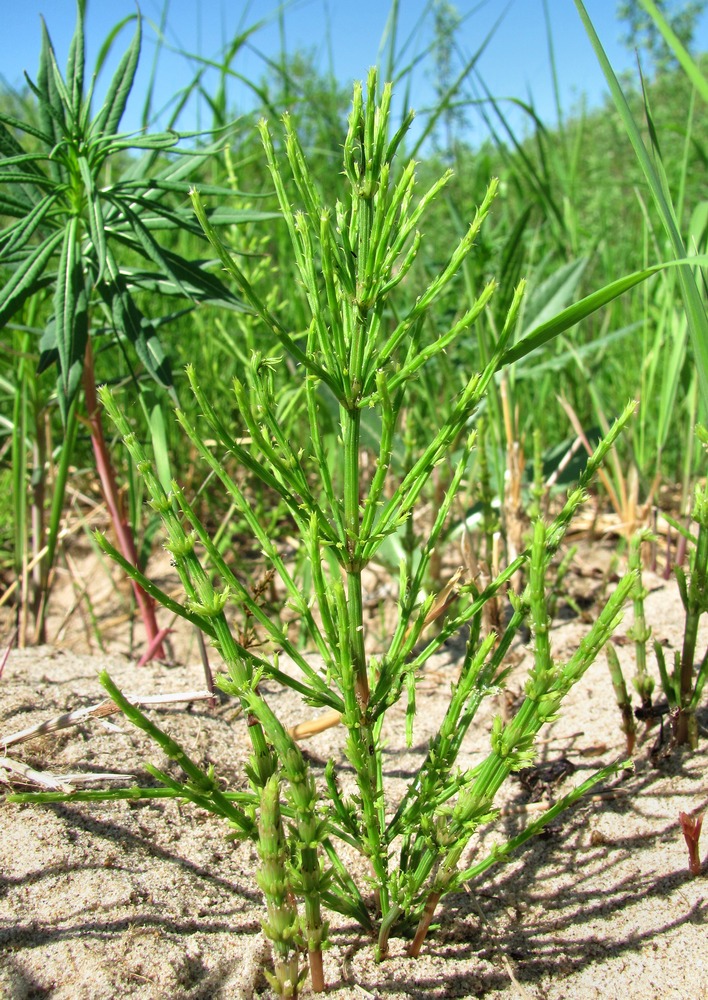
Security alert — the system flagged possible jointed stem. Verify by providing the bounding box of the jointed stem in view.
[343,404,369,707]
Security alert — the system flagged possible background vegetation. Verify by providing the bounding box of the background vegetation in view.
[1,0,706,650]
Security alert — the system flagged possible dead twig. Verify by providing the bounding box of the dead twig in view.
[1,689,214,751]
[0,755,134,792]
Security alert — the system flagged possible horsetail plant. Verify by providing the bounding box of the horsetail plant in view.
[628,529,655,713]
[606,643,637,754]
[10,71,649,992]
[654,437,708,748]
[605,429,707,751]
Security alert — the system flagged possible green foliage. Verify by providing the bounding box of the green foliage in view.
[0,0,278,648]
[0,0,257,420]
[10,74,647,992]
[606,428,708,750]
[618,0,707,75]
[575,0,708,500]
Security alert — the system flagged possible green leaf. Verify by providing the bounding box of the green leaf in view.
[77,155,107,283]
[147,398,173,493]
[102,194,188,296]
[91,12,141,139]
[0,122,31,160]
[53,217,88,421]
[35,18,65,160]
[93,14,138,76]
[101,133,181,153]
[0,231,63,328]
[99,248,175,395]
[54,218,78,393]
[638,0,708,105]
[37,317,58,374]
[0,123,50,198]
[109,241,244,308]
[500,258,708,368]
[113,265,247,311]
[101,188,278,237]
[46,41,76,133]
[0,112,53,146]
[0,170,54,189]
[0,190,59,257]
[0,192,34,218]
[66,0,86,112]
[0,151,52,170]
[516,258,588,339]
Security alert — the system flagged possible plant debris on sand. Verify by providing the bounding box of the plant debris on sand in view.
[1,566,706,999]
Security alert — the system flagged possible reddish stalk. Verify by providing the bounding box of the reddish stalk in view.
[82,340,165,660]
[308,950,325,993]
[137,626,174,667]
[408,890,442,958]
[0,627,18,679]
[679,811,704,875]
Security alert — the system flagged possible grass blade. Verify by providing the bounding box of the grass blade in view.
[500,257,708,368]
[573,0,708,410]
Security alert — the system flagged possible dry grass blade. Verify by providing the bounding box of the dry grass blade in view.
[0,755,134,792]
[0,689,214,750]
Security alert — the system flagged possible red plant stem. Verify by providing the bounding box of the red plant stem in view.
[0,627,18,679]
[137,626,173,668]
[679,811,704,876]
[309,949,325,993]
[408,890,442,958]
[82,340,165,660]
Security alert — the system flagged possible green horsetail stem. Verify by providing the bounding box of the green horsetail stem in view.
[99,385,330,983]
[628,530,655,710]
[257,775,304,998]
[677,478,708,746]
[405,520,636,952]
[606,643,637,754]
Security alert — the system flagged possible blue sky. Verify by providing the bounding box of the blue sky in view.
[2,1,708,145]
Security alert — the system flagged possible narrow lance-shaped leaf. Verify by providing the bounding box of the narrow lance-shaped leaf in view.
[0,122,51,205]
[77,156,107,284]
[66,0,86,112]
[53,217,79,407]
[98,245,175,394]
[639,0,708,105]
[104,194,189,296]
[0,191,59,258]
[0,112,54,147]
[46,37,77,134]
[91,11,141,139]
[0,231,64,328]
[35,17,65,158]
[500,257,708,369]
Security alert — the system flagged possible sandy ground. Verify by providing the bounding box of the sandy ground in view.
[1,568,706,999]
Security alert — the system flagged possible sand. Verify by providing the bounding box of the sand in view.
[1,568,706,999]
